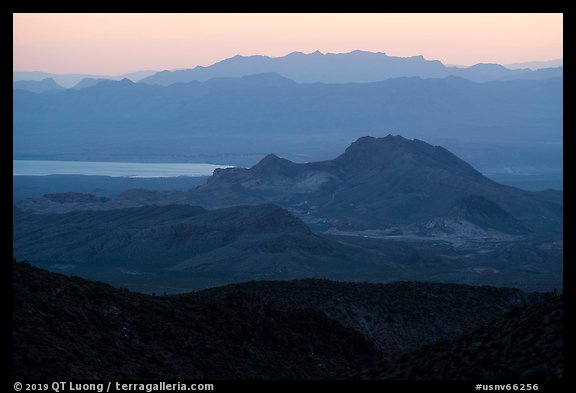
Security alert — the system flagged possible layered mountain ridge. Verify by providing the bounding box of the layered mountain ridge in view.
[13,73,562,166]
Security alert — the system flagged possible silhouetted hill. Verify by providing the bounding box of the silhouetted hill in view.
[13,261,379,379]
[13,78,65,93]
[186,135,562,234]
[193,279,536,351]
[140,51,561,85]
[359,295,563,380]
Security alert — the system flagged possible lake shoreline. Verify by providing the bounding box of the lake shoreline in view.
[13,159,233,178]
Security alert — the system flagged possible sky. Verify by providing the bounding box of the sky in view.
[13,13,563,75]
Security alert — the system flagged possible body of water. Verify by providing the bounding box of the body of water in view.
[13,160,233,178]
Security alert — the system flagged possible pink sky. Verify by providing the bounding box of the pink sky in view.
[13,13,563,75]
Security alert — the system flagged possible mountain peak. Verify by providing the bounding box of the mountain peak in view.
[336,135,481,177]
[72,77,108,90]
[92,78,135,89]
[258,153,283,162]
[251,154,298,176]
[341,134,411,155]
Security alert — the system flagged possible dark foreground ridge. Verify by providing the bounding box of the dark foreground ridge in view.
[13,261,379,379]
[359,294,563,380]
[13,262,562,380]
[192,279,536,351]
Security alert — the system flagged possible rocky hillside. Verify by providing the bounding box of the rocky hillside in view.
[359,295,563,380]
[193,279,537,351]
[13,204,395,285]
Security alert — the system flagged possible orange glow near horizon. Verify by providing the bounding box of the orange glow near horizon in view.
[13,13,563,75]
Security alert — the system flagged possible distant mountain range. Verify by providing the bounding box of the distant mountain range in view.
[12,78,65,93]
[505,58,563,70]
[13,261,561,379]
[71,77,109,90]
[13,70,157,88]
[13,73,562,168]
[13,52,562,91]
[140,51,563,85]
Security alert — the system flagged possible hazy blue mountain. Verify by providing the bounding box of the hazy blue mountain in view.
[497,66,563,81]
[14,72,94,87]
[140,50,561,85]
[449,63,522,81]
[12,78,65,93]
[506,59,563,70]
[13,70,157,88]
[72,77,109,89]
[448,63,561,81]
[13,74,562,172]
[120,70,159,81]
[141,50,445,85]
